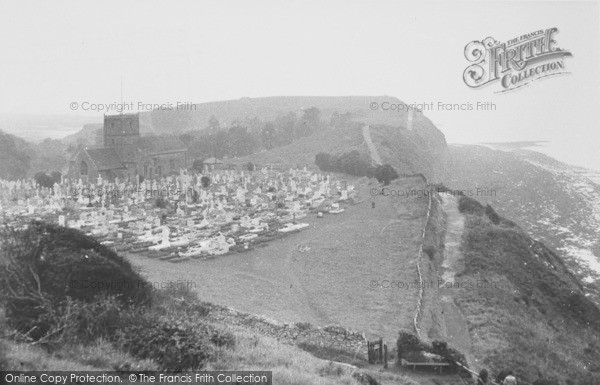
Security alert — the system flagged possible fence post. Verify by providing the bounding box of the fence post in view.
[384,344,388,369]
[378,338,383,363]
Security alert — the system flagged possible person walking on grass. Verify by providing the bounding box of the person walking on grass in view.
[477,369,489,385]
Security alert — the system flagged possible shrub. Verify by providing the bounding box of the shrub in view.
[201,176,211,188]
[315,153,332,170]
[192,159,204,172]
[314,150,376,178]
[352,372,380,385]
[43,296,128,343]
[397,331,425,361]
[295,322,312,331]
[34,172,54,189]
[155,197,168,208]
[0,222,151,342]
[485,204,501,225]
[458,196,485,215]
[116,315,213,371]
[374,164,399,185]
[397,332,469,375]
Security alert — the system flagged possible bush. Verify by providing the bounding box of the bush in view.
[117,315,213,371]
[374,164,399,185]
[192,159,204,172]
[397,332,469,375]
[43,296,128,343]
[397,331,425,362]
[458,196,485,215]
[155,197,168,209]
[485,204,501,225]
[0,222,151,342]
[352,372,380,385]
[34,172,54,188]
[314,150,376,178]
[201,176,210,188]
[315,153,332,170]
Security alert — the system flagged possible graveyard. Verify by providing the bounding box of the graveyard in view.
[0,166,355,264]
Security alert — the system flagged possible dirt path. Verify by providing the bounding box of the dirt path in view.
[438,193,474,369]
[362,125,382,165]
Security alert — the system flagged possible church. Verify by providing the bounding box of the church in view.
[68,113,188,182]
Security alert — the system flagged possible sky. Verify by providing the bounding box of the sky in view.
[0,0,599,169]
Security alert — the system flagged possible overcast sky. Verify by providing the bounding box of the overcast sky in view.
[0,0,599,169]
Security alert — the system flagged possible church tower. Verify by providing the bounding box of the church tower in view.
[103,113,140,164]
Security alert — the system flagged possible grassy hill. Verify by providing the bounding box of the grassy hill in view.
[0,130,32,179]
[233,115,447,182]
[143,95,407,134]
[450,196,600,384]
[0,130,71,178]
[0,114,100,142]
[62,123,103,146]
[444,144,600,306]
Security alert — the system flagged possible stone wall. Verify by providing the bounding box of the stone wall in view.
[205,305,367,358]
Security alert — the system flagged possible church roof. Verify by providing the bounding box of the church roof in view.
[137,136,186,155]
[85,147,126,170]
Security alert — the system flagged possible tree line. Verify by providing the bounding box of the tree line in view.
[180,107,356,161]
[314,150,399,185]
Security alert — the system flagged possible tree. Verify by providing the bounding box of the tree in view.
[155,196,168,209]
[273,112,297,146]
[297,107,321,137]
[330,111,353,128]
[201,176,210,188]
[374,164,399,185]
[315,153,332,171]
[228,125,257,157]
[192,159,205,173]
[34,172,54,188]
[50,171,62,184]
[246,162,255,171]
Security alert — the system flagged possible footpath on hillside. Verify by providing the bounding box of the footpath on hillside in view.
[362,125,382,165]
[438,193,475,370]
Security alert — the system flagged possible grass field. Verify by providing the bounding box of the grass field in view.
[126,176,428,343]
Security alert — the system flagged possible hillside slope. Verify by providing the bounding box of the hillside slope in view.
[234,115,447,182]
[444,144,600,305]
[0,130,32,179]
[447,196,600,384]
